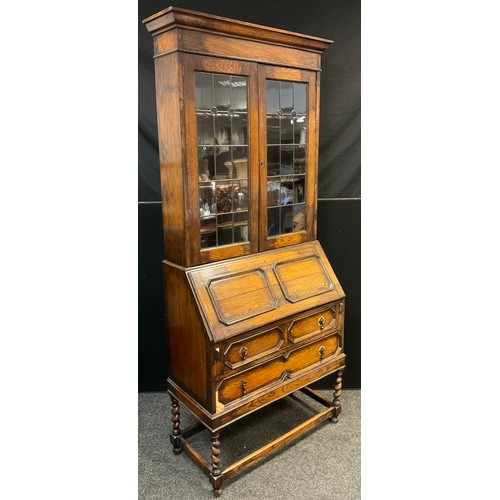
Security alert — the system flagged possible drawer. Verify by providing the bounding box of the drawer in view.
[287,303,339,344]
[223,326,285,370]
[217,333,341,405]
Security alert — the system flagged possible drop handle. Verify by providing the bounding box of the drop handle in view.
[239,346,248,360]
[240,380,247,395]
[318,316,325,330]
[319,346,326,359]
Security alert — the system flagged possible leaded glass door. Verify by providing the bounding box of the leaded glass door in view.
[184,55,259,264]
[258,67,318,251]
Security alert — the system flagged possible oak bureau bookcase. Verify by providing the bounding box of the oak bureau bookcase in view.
[143,6,346,496]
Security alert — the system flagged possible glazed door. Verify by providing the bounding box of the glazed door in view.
[258,66,318,251]
[184,55,259,264]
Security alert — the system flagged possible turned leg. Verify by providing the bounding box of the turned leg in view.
[331,369,343,423]
[210,431,223,497]
[169,395,182,455]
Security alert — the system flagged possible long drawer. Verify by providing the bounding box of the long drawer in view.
[220,300,344,373]
[216,333,341,405]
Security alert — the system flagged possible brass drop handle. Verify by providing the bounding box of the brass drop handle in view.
[319,346,326,359]
[240,380,247,395]
[239,346,248,360]
[318,316,325,330]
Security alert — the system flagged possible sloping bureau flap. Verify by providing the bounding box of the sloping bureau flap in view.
[185,241,345,343]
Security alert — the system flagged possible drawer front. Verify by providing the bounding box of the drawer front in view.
[223,327,285,370]
[217,334,340,405]
[288,303,339,344]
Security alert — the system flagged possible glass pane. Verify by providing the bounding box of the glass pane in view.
[293,115,307,144]
[214,148,232,179]
[232,147,248,179]
[196,112,214,146]
[280,146,293,175]
[267,116,280,145]
[233,180,249,212]
[195,71,250,250]
[280,205,293,233]
[280,82,293,114]
[267,180,280,208]
[265,78,308,238]
[199,183,216,217]
[215,181,233,214]
[267,146,280,177]
[266,80,280,114]
[218,226,233,246]
[231,114,247,145]
[201,231,216,249]
[214,75,231,111]
[231,76,248,111]
[294,176,306,203]
[292,204,306,232]
[294,146,306,174]
[280,177,293,205]
[234,224,248,243]
[268,207,280,236]
[281,115,293,144]
[198,146,215,180]
[234,210,249,243]
[215,113,231,147]
[294,83,307,114]
[195,73,213,110]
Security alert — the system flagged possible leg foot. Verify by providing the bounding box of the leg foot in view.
[169,395,182,454]
[331,369,343,423]
[210,431,223,496]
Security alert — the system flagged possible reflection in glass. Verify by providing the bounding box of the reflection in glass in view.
[281,116,293,144]
[294,146,306,174]
[216,182,233,213]
[215,113,231,147]
[292,204,306,232]
[218,226,233,246]
[201,231,216,249]
[231,114,248,145]
[266,80,280,114]
[279,178,293,205]
[196,113,213,146]
[280,82,293,113]
[267,180,280,208]
[267,146,280,177]
[267,116,280,145]
[280,205,293,233]
[294,83,307,114]
[280,146,293,175]
[198,146,215,180]
[268,207,280,236]
[231,77,248,111]
[195,73,213,110]
[214,75,231,111]
[294,176,306,204]
[233,180,248,211]
[199,183,216,217]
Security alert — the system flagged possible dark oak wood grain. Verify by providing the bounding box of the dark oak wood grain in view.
[144,7,345,496]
